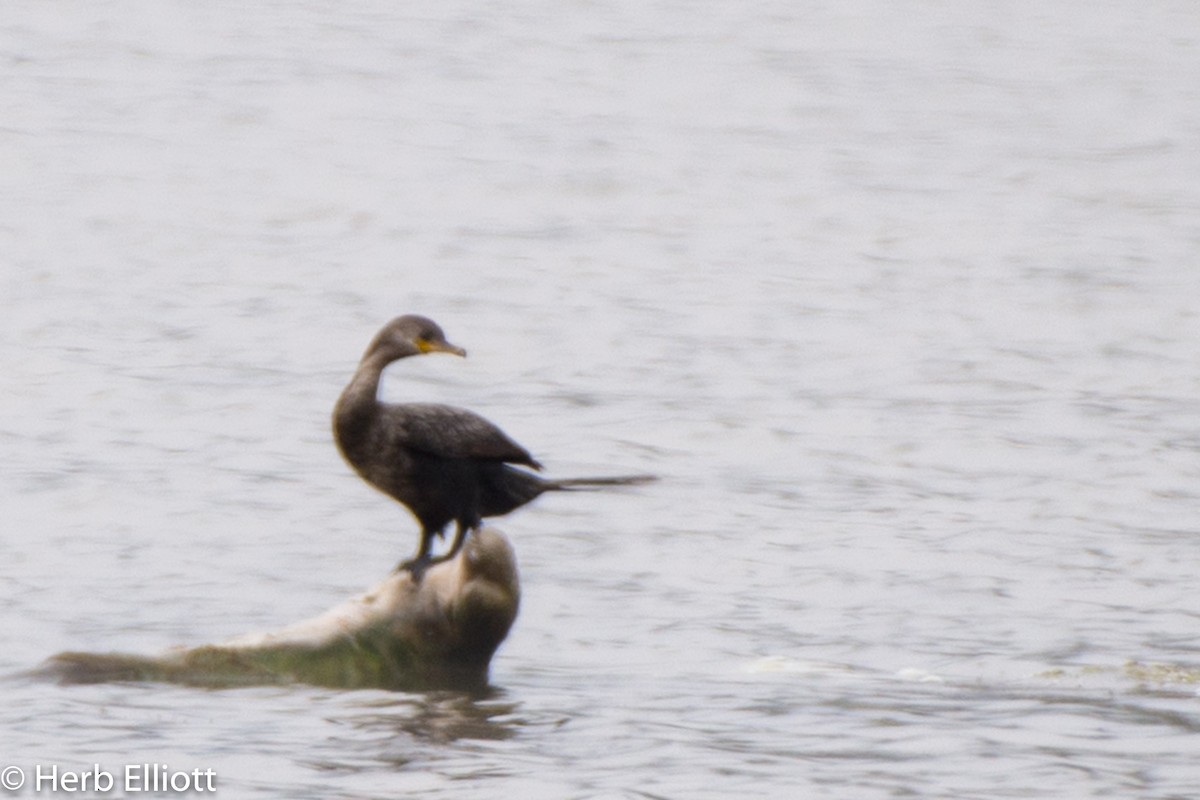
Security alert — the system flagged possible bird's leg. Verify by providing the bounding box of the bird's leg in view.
[427,520,475,567]
[396,530,436,579]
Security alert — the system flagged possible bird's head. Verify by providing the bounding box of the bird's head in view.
[366,314,467,362]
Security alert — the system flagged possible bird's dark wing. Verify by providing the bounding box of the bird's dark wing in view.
[385,402,543,469]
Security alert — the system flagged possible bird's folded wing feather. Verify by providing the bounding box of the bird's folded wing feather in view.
[386,403,542,468]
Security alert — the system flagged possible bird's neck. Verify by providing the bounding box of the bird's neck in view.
[333,350,395,454]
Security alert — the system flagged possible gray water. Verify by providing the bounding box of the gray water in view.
[4,1,1200,797]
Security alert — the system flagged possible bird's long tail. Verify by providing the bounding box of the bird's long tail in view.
[544,474,657,491]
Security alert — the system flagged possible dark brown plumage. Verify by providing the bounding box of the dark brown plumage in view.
[333,314,653,576]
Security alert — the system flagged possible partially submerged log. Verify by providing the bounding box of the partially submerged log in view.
[40,527,520,692]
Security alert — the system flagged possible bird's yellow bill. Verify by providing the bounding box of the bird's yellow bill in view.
[419,339,467,357]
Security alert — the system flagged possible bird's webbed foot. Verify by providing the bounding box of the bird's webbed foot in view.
[396,555,432,582]
[396,525,476,582]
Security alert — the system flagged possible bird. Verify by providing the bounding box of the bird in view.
[333,314,654,578]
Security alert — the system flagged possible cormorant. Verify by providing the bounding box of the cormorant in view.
[333,314,653,577]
